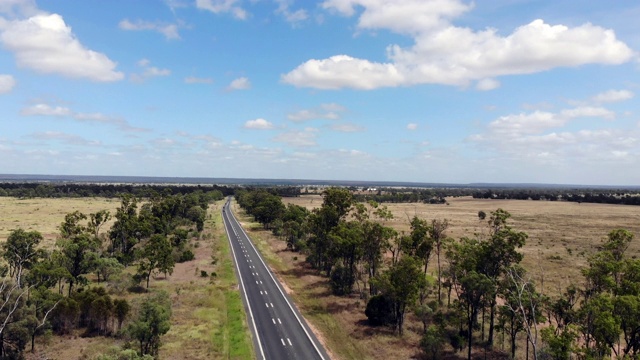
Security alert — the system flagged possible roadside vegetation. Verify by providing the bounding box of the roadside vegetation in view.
[0,189,253,360]
[235,187,640,359]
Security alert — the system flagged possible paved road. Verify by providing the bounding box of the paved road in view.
[222,198,329,360]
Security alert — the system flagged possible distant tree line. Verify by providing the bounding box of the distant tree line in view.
[0,182,230,200]
[0,191,212,359]
[236,187,640,359]
[473,189,640,205]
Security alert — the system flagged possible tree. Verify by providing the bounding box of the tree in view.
[0,278,31,357]
[88,210,111,239]
[421,324,446,360]
[501,266,545,360]
[372,256,426,335]
[479,209,527,347]
[57,211,101,295]
[458,271,493,360]
[127,292,171,357]
[2,229,44,288]
[137,235,175,289]
[94,256,125,283]
[430,219,449,304]
[24,286,61,352]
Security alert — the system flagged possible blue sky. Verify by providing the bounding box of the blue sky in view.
[0,0,639,185]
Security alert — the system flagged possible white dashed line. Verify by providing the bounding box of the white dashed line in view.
[288,338,292,346]
[277,318,281,324]
[272,318,276,324]
[281,339,286,346]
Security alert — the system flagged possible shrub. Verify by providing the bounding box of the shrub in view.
[365,294,394,326]
[178,249,195,263]
[329,265,354,296]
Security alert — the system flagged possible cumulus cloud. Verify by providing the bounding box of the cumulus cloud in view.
[288,103,346,122]
[21,103,147,132]
[184,76,213,84]
[469,98,637,165]
[0,74,16,93]
[244,118,274,129]
[283,0,634,90]
[227,76,251,90]
[196,0,247,20]
[0,12,124,81]
[407,123,418,130]
[119,19,181,40]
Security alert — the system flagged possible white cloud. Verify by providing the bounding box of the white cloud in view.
[0,13,124,82]
[131,59,170,82]
[227,76,251,90]
[196,0,247,20]
[283,55,404,90]
[273,128,318,147]
[0,74,16,93]
[331,123,364,132]
[288,103,346,122]
[29,131,101,146]
[244,118,274,130]
[469,102,638,166]
[275,0,308,24]
[476,78,500,91]
[283,1,634,89]
[21,103,71,116]
[184,76,213,84]
[591,89,634,104]
[0,0,39,19]
[119,19,181,40]
[21,103,148,132]
[407,123,418,130]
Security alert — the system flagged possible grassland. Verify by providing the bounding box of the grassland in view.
[231,195,640,360]
[0,197,254,360]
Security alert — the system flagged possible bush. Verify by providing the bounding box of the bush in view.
[365,294,394,326]
[329,265,354,296]
[421,325,446,360]
[178,249,195,263]
[200,270,208,277]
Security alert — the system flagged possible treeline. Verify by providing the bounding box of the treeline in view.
[0,191,211,359]
[237,187,640,359]
[353,188,449,204]
[473,189,640,205]
[0,182,230,200]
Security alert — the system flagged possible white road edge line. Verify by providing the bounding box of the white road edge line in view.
[222,202,266,360]
[229,201,326,360]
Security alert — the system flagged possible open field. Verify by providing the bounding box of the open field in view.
[0,197,253,360]
[230,195,640,360]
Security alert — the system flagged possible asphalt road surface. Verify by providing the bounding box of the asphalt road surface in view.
[222,198,330,360]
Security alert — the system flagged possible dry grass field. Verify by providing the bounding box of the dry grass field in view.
[229,195,640,360]
[0,197,253,360]
[0,197,121,247]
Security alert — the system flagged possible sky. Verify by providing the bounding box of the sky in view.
[0,0,639,185]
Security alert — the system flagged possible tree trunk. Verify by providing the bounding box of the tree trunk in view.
[437,250,442,304]
[488,301,496,347]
